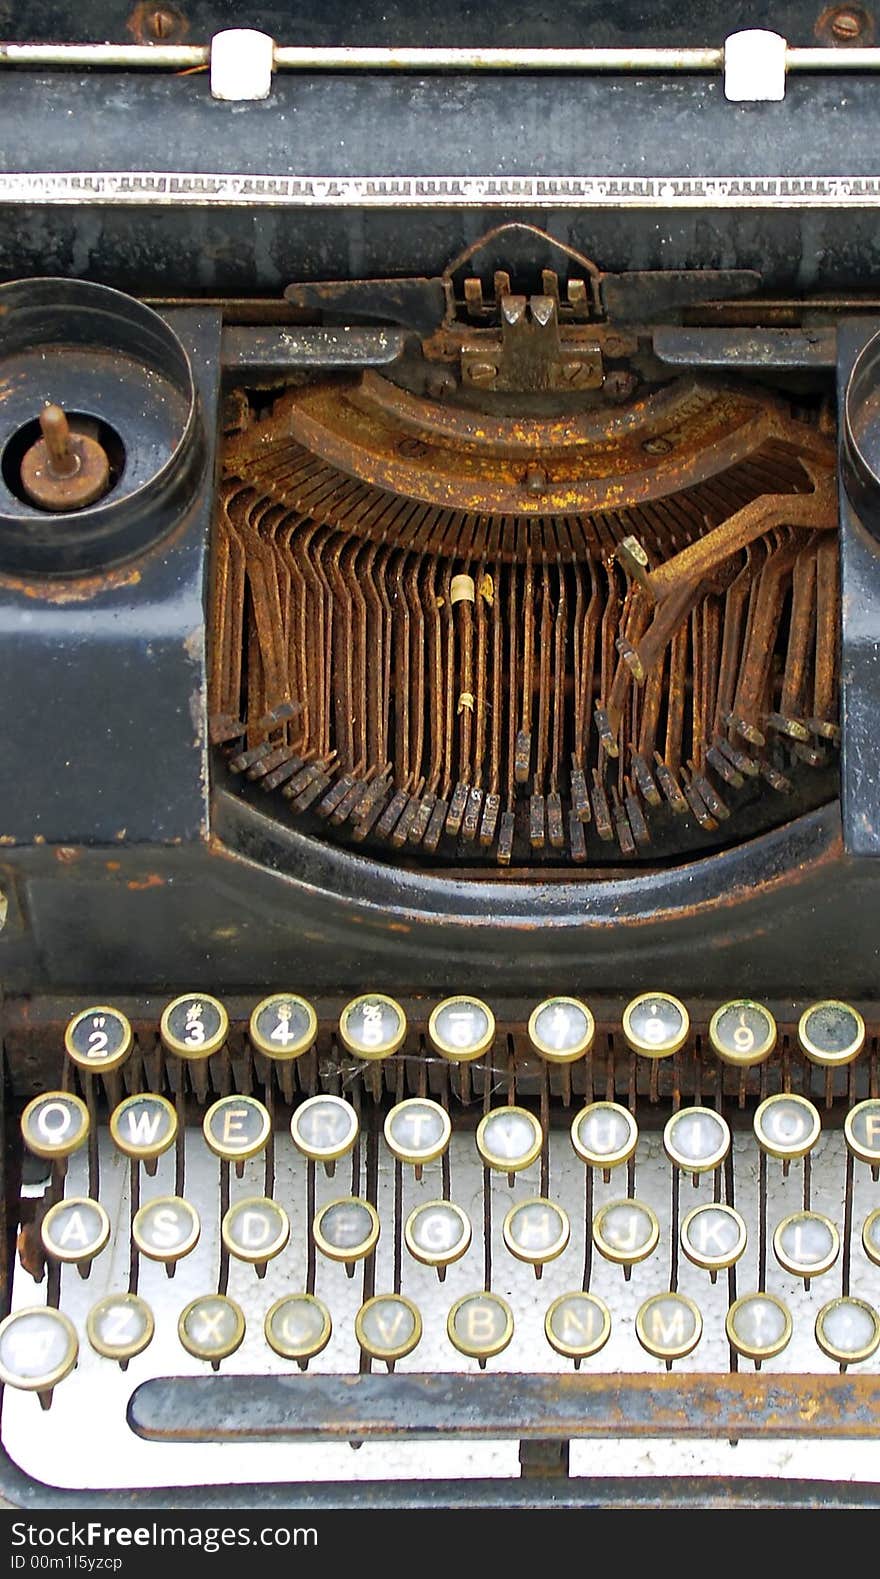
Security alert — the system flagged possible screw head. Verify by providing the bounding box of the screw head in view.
[466,361,498,388]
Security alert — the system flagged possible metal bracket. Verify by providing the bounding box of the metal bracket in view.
[460,293,603,393]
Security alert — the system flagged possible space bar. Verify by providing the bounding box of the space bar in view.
[127,1371,880,1442]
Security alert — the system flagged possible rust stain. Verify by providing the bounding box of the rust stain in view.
[127,873,166,891]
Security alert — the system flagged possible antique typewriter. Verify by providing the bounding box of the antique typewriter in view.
[6,0,880,1512]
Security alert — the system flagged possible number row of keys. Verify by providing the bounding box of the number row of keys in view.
[61,995,868,1069]
[24,1089,880,1172]
[5,1284,879,1399]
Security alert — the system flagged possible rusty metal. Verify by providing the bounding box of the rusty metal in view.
[19,404,111,512]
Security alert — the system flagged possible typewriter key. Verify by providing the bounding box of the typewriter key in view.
[680,1203,748,1275]
[264,1295,332,1365]
[339,993,406,1060]
[502,1198,570,1272]
[709,1000,777,1067]
[109,1094,178,1163]
[0,1306,78,1395]
[87,1293,154,1363]
[429,996,495,1063]
[476,1106,543,1173]
[384,1098,451,1166]
[447,1292,514,1365]
[798,1000,865,1067]
[290,1095,359,1164]
[179,1295,245,1364]
[404,1201,472,1269]
[753,1092,821,1161]
[544,1292,612,1364]
[593,1199,660,1269]
[815,1297,880,1368]
[570,1102,638,1173]
[356,1294,422,1367]
[663,1106,731,1173]
[773,1211,840,1282]
[636,1292,703,1364]
[21,1092,89,1161]
[132,1196,200,1264]
[203,1096,271,1163]
[160,993,228,1059]
[249,993,317,1060]
[527,997,595,1063]
[313,1197,380,1263]
[622,992,689,1059]
[64,1005,133,1073]
[845,1100,880,1169]
[222,1197,290,1268]
[726,1292,793,1365]
[864,1208,880,1267]
[40,1196,110,1265]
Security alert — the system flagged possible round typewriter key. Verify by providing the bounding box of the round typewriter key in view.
[680,1203,748,1274]
[290,1094,359,1164]
[87,1293,154,1363]
[476,1106,543,1173]
[753,1092,821,1161]
[527,997,595,1064]
[339,993,406,1061]
[773,1211,840,1281]
[593,1198,660,1268]
[0,1307,78,1393]
[160,993,228,1059]
[544,1292,612,1364]
[663,1106,731,1173]
[798,1000,865,1067]
[404,1200,472,1269]
[109,1094,178,1163]
[863,1208,880,1266]
[815,1297,880,1367]
[726,1292,793,1365]
[265,1294,332,1364]
[636,1292,703,1364]
[503,1198,570,1269]
[64,1005,133,1073]
[313,1197,380,1263]
[356,1294,422,1366]
[179,1295,245,1364]
[622,991,689,1059]
[249,993,317,1060]
[21,1092,89,1161]
[447,1292,514,1364]
[203,1095,271,1163]
[222,1196,290,1266]
[132,1195,200,1264]
[709,1000,777,1067]
[571,1102,638,1172]
[40,1196,110,1265]
[429,996,495,1063]
[845,1100,880,1168]
[384,1098,451,1167]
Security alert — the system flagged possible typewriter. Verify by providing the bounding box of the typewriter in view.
[5,0,880,1513]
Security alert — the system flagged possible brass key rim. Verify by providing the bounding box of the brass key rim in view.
[178,1295,246,1362]
[132,1195,201,1263]
[527,996,595,1063]
[21,1091,89,1160]
[663,1105,732,1173]
[338,992,407,1060]
[383,1098,452,1165]
[725,1292,793,1361]
[0,1306,78,1392]
[476,1105,543,1172]
[312,1196,381,1262]
[290,1094,359,1162]
[428,995,496,1063]
[592,1198,661,1266]
[203,1095,272,1162]
[708,999,777,1067]
[404,1200,472,1267]
[109,1093,178,1160]
[622,991,689,1059]
[221,1197,291,1264]
[636,1292,703,1361]
[40,1196,111,1264]
[570,1101,639,1170]
[815,1297,880,1366]
[355,1294,423,1362]
[87,1293,155,1361]
[447,1292,514,1360]
[798,999,866,1066]
[773,1210,840,1280]
[680,1203,748,1272]
[249,993,317,1060]
[544,1291,612,1360]
[64,1005,133,1072]
[845,1099,880,1166]
[862,1207,880,1267]
[264,1295,332,1362]
[502,1197,571,1265]
[753,1092,821,1160]
[160,992,229,1059]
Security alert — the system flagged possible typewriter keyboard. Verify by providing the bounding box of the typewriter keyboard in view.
[7,991,880,1490]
